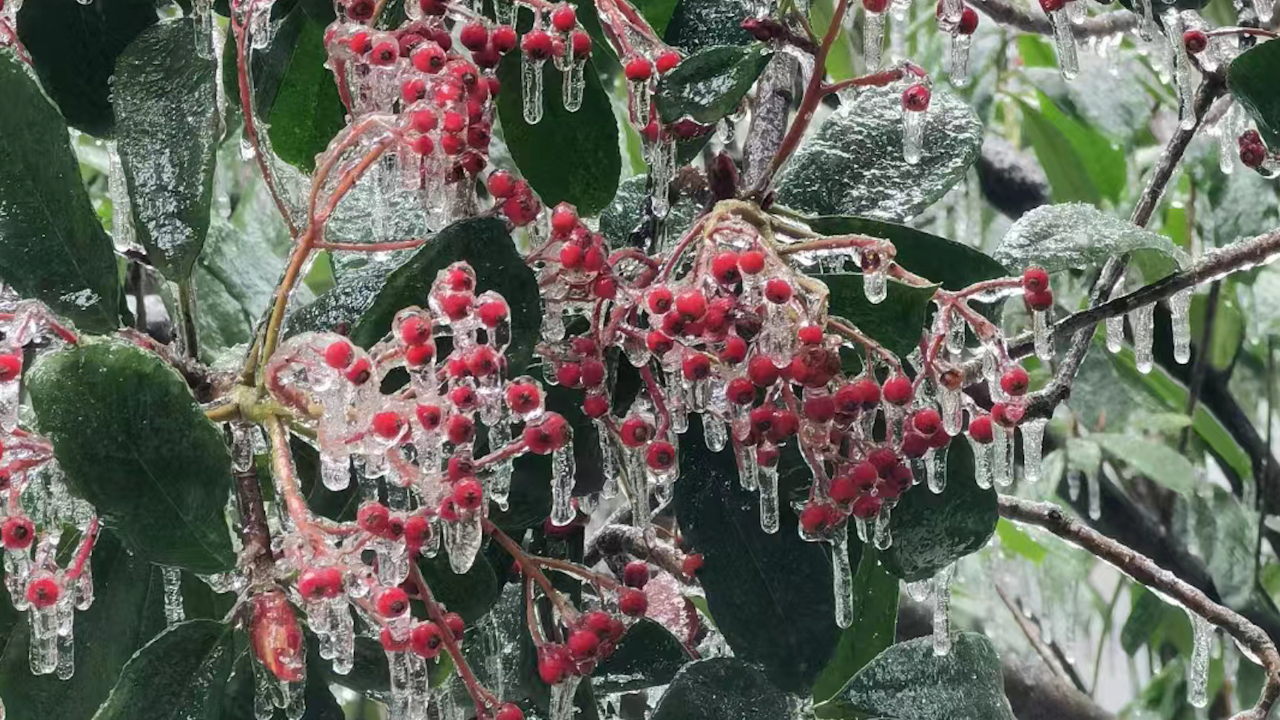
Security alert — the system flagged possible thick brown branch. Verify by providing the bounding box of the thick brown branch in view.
[999,496,1280,720]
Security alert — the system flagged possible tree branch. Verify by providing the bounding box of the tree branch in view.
[999,496,1280,720]
[968,0,1137,37]
[741,53,798,190]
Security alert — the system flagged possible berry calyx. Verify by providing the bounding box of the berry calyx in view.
[619,587,648,616]
[883,375,914,405]
[26,577,59,609]
[902,83,931,112]
[376,587,410,617]
[623,560,649,588]
[1000,366,1030,396]
[624,56,653,82]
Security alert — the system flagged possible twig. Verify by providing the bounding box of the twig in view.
[741,54,798,191]
[999,496,1280,720]
[968,0,1138,37]
[234,429,275,574]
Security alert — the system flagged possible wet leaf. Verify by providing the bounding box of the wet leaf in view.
[651,658,788,720]
[265,1,349,172]
[29,340,237,573]
[1018,92,1126,205]
[776,87,982,222]
[664,0,755,52]
[1187,486,1257,608]
[819,632,1015,720]
[819,274,938,359]
[15,0,159,136]
[1228,39,1280,148]
[1094,433,1196,494]
[811,547,900,703]
[880,440,997,582]
[0,52,121,333]
[418,552,501,623]
[598,174,704,250]
[655,44,772,125]
[92,620,235,720]
[594,619,689,692]
[113,19,220,281]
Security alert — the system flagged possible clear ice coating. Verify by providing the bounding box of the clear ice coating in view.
[1020,418,1047,483]
[938,0,963,30]
[1252,0,1275,24]
[873,506,893,550]
[832,527,854,628]
[1033,308,1053,361]
[1086,469,1101,520]
[1131,302,1155,373]
[992,423,1013,488]
[1187,611,1212,708]
[1169,289,1192,364]
[522,53,545,125]
[932,562,956,656]
[969,436,993,489]
[902,104,925,165]
[550,675,582,720]
[163,566,185,626]
[864,10,885,71]
[1164,10,1195,131]
[1048,7,1079,80]
[758,463,780,534]
[549,444,577,527]
[948,33,971,87]
[927,447,948,493]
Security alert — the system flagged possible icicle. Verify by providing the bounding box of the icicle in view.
[1186,611,1212,708]
[1086,470,1101,520]
[938,0,963,29]
[932,563,955,656]
[873,506,893,549]
[630,81,652,128]
[1164,10,1195,131]
[902,104,925,165]
[106,141,142,254]
[550,676,582,720]
[1067,469,1082,501]
[992,424,1013,488]
[446,511,483,574]
[521,53,545,125]
[1132,303,1155,373]
[970,437,993,489]
[1020,419,1046,483]
[863,267,888,305]
[1169,289,1192,364]
[163,567,185,626]
[598,423,621,499]
[28,609,58,675]
[704,415,728,452]
[0,375,18,433]
[927,448,948,493]
[331,603,355,675]
[1138,0,1156,40]
[948,33,972,87]
[1033,308,1053,360]
[1219,103,1240,174]
[563,58,586,112]
[831,526,854,628]
[1048,7,1079,79]
[55,626,74,680]
[487,423,513,510]
[738,443,759,492]
[758,463,780,534]
[864,10,885,70]
[549,445,577,527]
[940,386,963,436]
[889,1,908,62]
[906,578,931,602]
[946,308,966,355]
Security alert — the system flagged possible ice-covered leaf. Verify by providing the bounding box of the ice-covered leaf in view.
[1228,39,1280,148]
[673,418,840,693]
[655,44,772,125]
[993,203,1188,282]
[496,48,619,216]
[225,635,371,718]
[594,619,689,692]
[775,87,982,222]
[15,0,159,136]
[1094,434,1196,494]
[1187,486,1258,609]
[663,0,755,52]
[0,532,167,720]
[811,547,900,703]
[1022,54,1153,145]
[265,1,349,173]
[92,620,235,720]
[995,519,1047,563]
[29,340,237,573]
[819,633,1015,720]
[0,52,120,333]
[880,440,997,582]
[418,552,500,623]
[651,658,788,720]
[114,19,220,281]
[1018,92,1126,205]
[598,174,703,250]
[819,274,937,358]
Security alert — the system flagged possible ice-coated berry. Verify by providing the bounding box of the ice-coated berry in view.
[410,621,445,658]
[568,628,600,658]
[298,567,344,600]
[372,411,405,440]
[1021,266,1050,293]
[681,553,704,577]
[496,704,525,720]
[452,478,484,511]
[538,644,573,684]
[747,355,780,386]
[624,56,653,81]
[376,587,410,617]
[883,375,913,405]
[1183,29,1207,53]
[1000,366,1030,396]
[1,516,34,549]
[357,502,391,535]
[619,587,648,616]
[645,441,676,471]
[623,560,649,588]
[323,341,353,369]
[764,278,792,304]
[912,408,942,436]
[968,414,994,443]
[26,577,60,609]
[901,83,931,112]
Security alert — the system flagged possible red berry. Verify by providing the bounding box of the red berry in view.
[496,704,524,720]
[1240,130,1263,147]
[460,22,489,51]
[726,377,756,405]
[712,251,741,284]
[901,83,931,112]
[568,628,599,658]
[583,393,610,418]
[675,290,707,320]
[580,358,606,387]
[1241,143,1267,168]
[720,336,748,364]
[560,244,584,270]
[681,553,703,577]
[768,410,800,441]
[1021,266,1050,293]
[399,317,431,346]
[467,346,501,377]
[655,50,681,74]
[506,382,542,414]
[370,40,399,66]
[416,403,443,430]
[619,587,648,616]
[764,278,792,304]
[406,342,436,367]
[1000,367,1030,396]
[797,325,824,345]
[647,286,673,314]
[957,6,978,34]
[410,622,445,658]
[912,408,942,436]
[623,561,649,588]
[478,300,509,328]
[646,441,676,471]
[738,250,766,275]
[992,402,1024,428]
[851,379,882,410]
[1180,28,1207,54]
[551,4,578,31]
[492,25,518,53]
[298,567,344,600]
[441,293,472,321]
[376,587,410,617]
[26,577,59,609]
[1,516,33,549]
[551,203,579,235]
[447,456,475,481]
[620,417,653,448]
[867,447,898,473]
[538,644,573,684]
[1039,0,1065,11]
[799,502,839,535]
[372,412,405,440]
[357,503,391,535]
[682,353,712,381]
[624,56,653,82]
[410,135,435,156]
[444,612,466,640]
[864,0,890,11]
[453,478,484,511]
[969,414,994,443]
[348,31,372,55]
[1025,289,1054,311]
[522,414,570,454]
[404,514,431,551]
[804,393,836,423]
[747,355,780,386]
[488,170,517,198]
[829,474,860,504]
[447,414,476,444]
[851,494,883,519]
[556,362,582,388]
[882,375,913,405]
[323,341,354,369]
[522,30,554,60]
[902,432,931,458]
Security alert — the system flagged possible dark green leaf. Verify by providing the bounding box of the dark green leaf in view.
[651,658,787,720]
[598,174,704,250]
[1121,586,1183,655]
[634,0,680,34]
[880,440,997,582]
[811,547,900,703]
[673,417,838,693]
[1017,93,1126,205]
[1228,39,1280,148]
[776,87,982,222]
[818,274,937,359]
[92,620,235,720]
[0,533,167,720]
[226,641,349,720]
[292,437,361,522]
[663,0,754,52]
[29,340,236,573]
[495,44,620,216]
[655,44,772,125]
[594,619,689,692]
[344,218,540,372]
[0,52,120,332]
[417,552,500,623]
[265,2,348,172]
[15,0,159,136]
[819,633,1015,720]
[114,19,220,281]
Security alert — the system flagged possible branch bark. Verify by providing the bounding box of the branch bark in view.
[968,0,1137,37]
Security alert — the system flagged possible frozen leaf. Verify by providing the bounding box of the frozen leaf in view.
[114,19,220,281]
[0,52,120,333]
[598,175,703,250]
[651,658,788,720]
[880,440,997,582]
[655,44,773,125]
[417,553,500,623]
[29,340,237,573]
[593,619,688,693]
[664,0,755,52]
[819,632,1015,720]
[1095,434,1196,494]
[92,620,235,720]
[1018,92,1127,205]
[1187,486,1258,608]
[1023,54,1153,145]
[262,1,347,172]
[1228,39,1280,148]
[995,519,1047,564]
[811,547,900,703]
[993,203,1188,282]
[820,274,937,358]
[775,87,982,222]
[15,0,158,136]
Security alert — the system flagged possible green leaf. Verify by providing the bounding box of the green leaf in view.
[655,44,772,125]
[1189,289,1244,372]
[631,0,680,35]
[1228,39,1280,148]
[1121,586,1186,655]
[663,0,754,52]
[818,274,936,358]
[819,633,1015,720]
[1094,433,1196,494]
[809,0,855,81]
[15,0,159,136]
[265,1,348,172]
[113,19,220,281]
[417,552,500,623]
[92,620,235,720]
[0,52,121,333]
[1017,92,1126,205]
[776,87,982,222]
[0,532,167,720]
[993,203,1188,283]
[651,658,788,720]
[495,44,620,216]
[1187,486,1258,608]
[598,174,704,250]
[995,519,1047,564]
[880,440,997,582]
[593,619,689,692]
[673,418,839,693]
[811,547,900,703]
[342,218,540,372]
[29,340,236,573]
